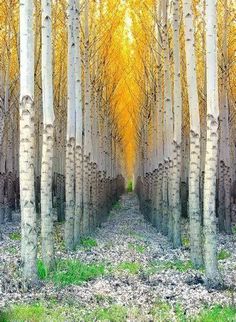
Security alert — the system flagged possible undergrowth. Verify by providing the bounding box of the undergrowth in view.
[0,302,235,322]
[217,249,231,260]
[9,232,21,241]
[146,259,194,275]
[80,237,98,249]
[37,259,105,286]
[116,261,142,275]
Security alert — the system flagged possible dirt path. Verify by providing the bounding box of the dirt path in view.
[0,193,235,320]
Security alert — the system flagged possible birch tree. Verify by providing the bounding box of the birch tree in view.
[74,0,83,245]
[218,0,232,234]
[41,0,55,270]
[183,0,203,268]
[20,0,38,283]
[204,0,221,286]
[83,0,92,235]
[65,0,76,250]
[162,0,174,239]
[172,0,182,247]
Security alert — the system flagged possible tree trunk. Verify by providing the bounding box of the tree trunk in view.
[74,0,83,245]
[41,0,55,270]
[218,0,232,234]
[183,0,203,267]
[19,0,38,284]
[83,0,92,235]
[65,0,76,250]
[203,0,221,286]
[172,0,182,248]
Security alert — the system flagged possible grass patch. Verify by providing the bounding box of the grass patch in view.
[0,303,45,322]
[9,232,21,240]
[151,300,186,322]
[116,261,142,275]
[113,201,122,210]
[37,259,105,286]
[86,305,127,321]
[80,237,97,249]
[182,236,190,248]
[37,260,48,279]
[128,242,147,254]
[127,180,133,192]
[195,305,236,322]
[146,259,194,275]
[217,249,231,260]
[0,303,128,322]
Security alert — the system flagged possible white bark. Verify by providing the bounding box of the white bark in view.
[65,0,76,250]
[162,0,174,241]
[20,0,37,283]
[41,0,55,270]
[218,0,232,234]
[203,0,221,286]
[82,0,92,235]
[183,0,203,267]
[74,0,83,245]
[172,0,182,248]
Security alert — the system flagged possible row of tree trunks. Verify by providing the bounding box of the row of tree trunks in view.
[17,0,125,285]
[136,0,225,287]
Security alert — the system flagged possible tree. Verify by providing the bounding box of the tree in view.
[218,0,232,234]
[74,0,83,245]
[172,0,182,248]
[162,0,174,239]
[83,0,92,235]
[203,0,221,286]
[65,0,76,250]
[19,0,38,283]
[41,0,55,270]
[183,0,203,268]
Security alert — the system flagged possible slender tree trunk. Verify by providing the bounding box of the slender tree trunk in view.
[41,0,55,270]
[162,0,174,241]
[20,0,38,283]
[74,0,83,245]
[218,0,232,234]
[172,0,182,248]
[203,0,221,286]
[83,0,92,235]
[183,0,203,267]
[65,0,76,250]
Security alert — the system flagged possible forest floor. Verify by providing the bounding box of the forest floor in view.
[0,193,236,321]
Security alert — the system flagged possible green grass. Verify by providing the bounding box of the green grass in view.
[37,259,105,286]
[80,237,97,249]
[127,180,133,192]
[37,260,48,279]
[128,242,147,254]
[9,232,21,240]
[116,261,142,275]
[0,303,128,322]
[195,305,236,322]
[146,259,194,275]
[182,236,190,248]
[151,300,186,322]
[0,303,45,322]
[86,305,127,321]
[217,249,231,260]
[113,201,122,210]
